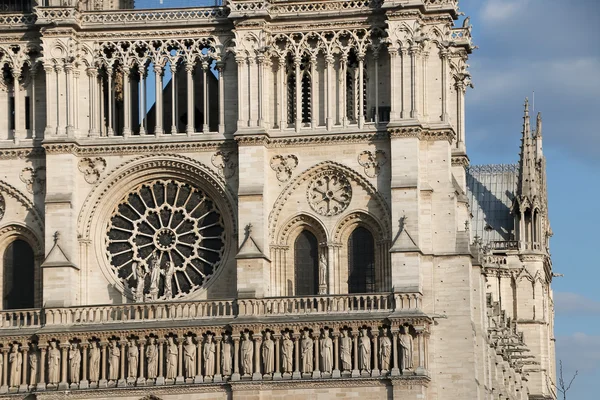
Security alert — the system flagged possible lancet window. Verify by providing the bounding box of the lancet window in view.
[3,239,34,309]
[347,227,375,294]
[293,230,319,296]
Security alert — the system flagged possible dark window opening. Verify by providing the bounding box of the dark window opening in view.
[9,96,15,130]
[294,230,319,296]
[25,95,30,130]
[3,239,35,309]
[348,227,375,294]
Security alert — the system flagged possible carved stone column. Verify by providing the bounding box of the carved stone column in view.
[202,61,209,133]
[332,332,341,378]
[20,345,29,392]
[43,62,56,136]
[391,329,400,376]
[99,341,108,388]
[217,62,225,134]
[351,331,359,377]
[257,54,264,128]
[176,338,184,384]
[278,57,285,131]
[292,333,301,380]
[357,52,365,129]
[1,348,8,393]
[231,335,240,381]
[117,341,126,387]
[59,344,68,390]
[80,343,89,389]
[138,68,147,135]
[373,51,379,124]
[195,337,203,384]
[325,55,334,130]
[235,55,246,129]
[37,347,46,391]
[371,332,380,377]
[122,68,131,137]
[294,56,301,133]
[65,63,75,136]
[252,335,262,381]
[12,71,24,142]
[214,336,222,382]
[409,45,420,119]
[153,64,163,135]
[273,334,281,380]
[155,339,165,386]
[86,68,99,137]
[137,339,145,385]
[312,333,320,378]
[415,327,426,375]
[310,55,317,130]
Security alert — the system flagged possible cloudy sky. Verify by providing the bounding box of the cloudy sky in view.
[459,0,600,397]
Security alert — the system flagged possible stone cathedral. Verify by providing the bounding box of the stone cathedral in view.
[0,0,555,399]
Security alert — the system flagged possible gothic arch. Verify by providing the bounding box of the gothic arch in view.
[77,154,237,302]
[277,213,328,247]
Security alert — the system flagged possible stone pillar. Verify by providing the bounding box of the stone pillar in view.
[294,56,301,133]
[202,61,209,133]
[252,335,262,380]
[176,338,184,384]
[105,67,114,136]
[99,342,107,388]
[137,339,145,385]
[325,55,334,130]
[278,57,285,130]
[37,347,46,391]
[257,54,264,127]
[87,68,99,137]
[388,47,399,121]
[332,333,340,378]
[20,345,29,392]
[196,338,202,383]
[358,53,365,129]
[310,55,317,130]
[312,334,320,378]
[139,68,147,135]
[122,69,131,137]
[214,337,222,382]
[12,71,24,142]
[65,63,75,136]
[391,329,400,376]
[409,45,419,119]
[43,63,56,135]
[118,341,126,387]
[217,62,225,134]
[153,65,163,135]
[170,63,178,135]
[273,335,281,380]
[59,344,68,390]
[156,339,165,385]
[231,336,240,381]
[185,63,194,135]
[292,334,301,379]
[351,332,359,377]
[440,49,449,122]
[371,333,380,377]
[1,349,8,393]
[80,343,89,389]
[374,51,379,124]
[235,55,246,129]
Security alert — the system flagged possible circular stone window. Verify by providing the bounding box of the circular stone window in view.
[106,179,226,300]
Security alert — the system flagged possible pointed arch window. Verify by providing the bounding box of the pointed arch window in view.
[3,239,34,309]
[348,227,375,293]
[294,230,319,296]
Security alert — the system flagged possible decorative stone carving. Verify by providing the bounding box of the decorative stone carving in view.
[19,167,46,194]
[145,337,158,380]
[318,253,328,295]
[307,170,352,216]
[166,337,178,380]
[340,329,352,371]
[281,331,293,374]
[108,340,120,381]
[211,151,237,178]
[357,150,387,178]
[9,343,22,387]
[0,193,5,222]
[106,179,226,300]
[301,330,313,374]
[77,157,107,184]
[69,343,81,383]
[321,329,333,374]
[270,154,298,182]
[399,326,414,371]
[88,342,101,382]
[203,334,215,378]
[127,339,138,379]
[183,336,196,378]
[379,328,392,372]
[240,332,253,376]
[28,344,38,386]
[47,341,61,385]
[221,335,232,376]
[359,328,371,373]
[261,331,274,375]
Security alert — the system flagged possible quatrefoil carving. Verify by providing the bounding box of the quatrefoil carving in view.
[78,157,107,184]
[358,150,387,178]
[270,155,299,182]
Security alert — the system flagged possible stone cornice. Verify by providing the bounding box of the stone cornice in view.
[41,139,236,156]
[0,146,45,160]
[235,131,388,148]
[388,126,456,143]
[451,155,470,168]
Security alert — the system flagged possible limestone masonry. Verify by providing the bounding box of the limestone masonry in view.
[0,0,555,399]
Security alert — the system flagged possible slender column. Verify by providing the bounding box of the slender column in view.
[257,54,264,127]
[185,63,194,135]
[232,336,240,381]
[30,68,36,139]
[440,49,449,122]
[74,68,80,134]
[312,335,320,378]
[409,45,419,118]
[59,344,68,388]
[55,64,64,135]
[21,346,28,387]
[246,58,253,126]
[99,72,105,136]
[358,53,365,129]
[389,48,399,120]
[422,51,429,119]
[278,57,285,130]
[176,338,184,383]
[371,334,379,376]
[105,67,114,136]
[170,64,177,134]
[12,71,23,142]
[202,61,209,133]
[351,332,359,377]
[339,55,346,127]
[81,343,88,387]
[38,347,46,390]
[153,64,163,135]
[217,63,225,134]
[310,55,317,129]
[118,341,126,386]
[417,330,425,373]
[137,340,145,383]
[325,55,334,130]
[252,335,261,380]
[87,68,99,136]
[400,49,408,119]
[156,339,164,385]
[1,349,7,389]
[391,330,400,376]
[65,64,74,136]
[456,80,466,150]
[273,335,281,379]
[43,63,55,135]
[139,68,146,135]
[332,333,340,378]
[294,56,301,133]
[100,342,107,386]
[196,338,202,380]
[292,334,300,379]
[374,51,379,124]
[235,55,246,129]
[215,337,222,381]
[122,69,131,137]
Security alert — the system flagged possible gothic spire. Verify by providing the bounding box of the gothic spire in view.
[517,98,536,200]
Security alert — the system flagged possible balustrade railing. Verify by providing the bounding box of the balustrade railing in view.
[0,292,422,329]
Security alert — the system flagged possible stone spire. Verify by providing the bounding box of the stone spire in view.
[517,98,537,201]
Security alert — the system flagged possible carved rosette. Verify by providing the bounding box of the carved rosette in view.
[211,151,237,178]
[0,192,4,222]
[270,154,298,182]
[106,179,226,300]
[307,170,352,216]
[357,150,387,178]
[78,157,107,184]
[20,167,46,194]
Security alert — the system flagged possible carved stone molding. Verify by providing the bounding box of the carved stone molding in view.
[358,150,387,178]
[78,157,106,184]
[270,154,298,182]
[0,147,45,160]
[0,178,44,233]
[307,170,352,217]
[451,155,469,168]
[0,192,4,222]
[211,150,237,178]
[43,140,234,156]
[19,166,46,194]
[388,127,456,143]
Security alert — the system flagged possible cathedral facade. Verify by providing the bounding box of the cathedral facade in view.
[0,0,555,399]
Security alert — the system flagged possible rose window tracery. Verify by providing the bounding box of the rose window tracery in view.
[307,171,352,216]
[106,179,226,300]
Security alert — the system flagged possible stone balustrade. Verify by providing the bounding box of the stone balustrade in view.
[0,309,42,329]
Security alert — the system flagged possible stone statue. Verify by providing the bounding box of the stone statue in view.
[166,337,178,379]
[68,344,81,383]
[281,331,293,374]
[88,342,101,382]
[221,335,232,376]
[240,332,253,376]
[340,330,352,371]
[399,326,414,371]
[28,344,38,386]
[261,331,274,375]
[183,336,196,378]
[163,261,175,299]
[108,340,120,381]
[321,329,333,374]
[359,328,371,372]
[301,331,313,374]
[127,339,138,379]
[203,334,215,377]
[133,262,147,303]
[146,337,158,379]
[379,328,392,372]
[47,341,61,385]
[9,343,22,387]
[148,252,161,301]
[318,253,327,294]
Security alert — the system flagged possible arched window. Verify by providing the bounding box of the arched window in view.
[348,227,375,293]
[3,239,34,309]
[294,230,319,296]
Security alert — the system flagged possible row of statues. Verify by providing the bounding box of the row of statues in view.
[0,327,415,390]
[132,252,176,302]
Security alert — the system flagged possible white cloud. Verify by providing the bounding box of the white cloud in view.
[554,292,600,315]
[481,0,526,23]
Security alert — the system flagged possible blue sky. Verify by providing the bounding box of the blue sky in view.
[134,0,600,396]
[459,0,600,397]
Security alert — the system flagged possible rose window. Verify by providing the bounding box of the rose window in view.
[307,171,352,216]
[106,179,226,300]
